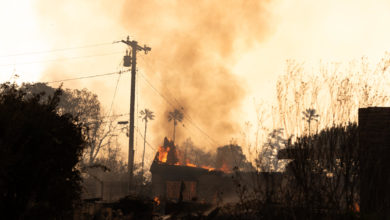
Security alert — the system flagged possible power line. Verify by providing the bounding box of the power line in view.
[99,67,124,141]
[137,71,220,147]
[138,55,184,109]
[107,72,122,118]
[138,71,176,108]
[0,51,123,67]
[124,71,217,149]
[138,71,217,146]
[43,70,129,84]
[181,120,218,150]
[0,42,115,58]
[138,56,212,143]
[107,61,124,117]
[135,126,156,151]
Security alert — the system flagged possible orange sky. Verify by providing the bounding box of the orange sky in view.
[1,0,390,165]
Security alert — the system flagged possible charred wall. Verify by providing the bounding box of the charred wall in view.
[150,162,234,203]
[359,107,390,216]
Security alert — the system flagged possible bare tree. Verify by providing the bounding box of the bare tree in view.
[273,57,390,139]
[61,88,119,165]
[256,128,286,172]
[83,116,118,165]
[21,83,118,165]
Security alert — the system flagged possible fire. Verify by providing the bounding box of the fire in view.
[154,196,160,206]
[220,163,230,173]
[156,146,218,171]
[184,159,197,167]
[186,162,197,167]
[201,165,215,171]
[353,202,360,213]
[154,137,230,173]
[158,146,170,163]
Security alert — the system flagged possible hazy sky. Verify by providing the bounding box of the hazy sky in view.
[1,0,390,164]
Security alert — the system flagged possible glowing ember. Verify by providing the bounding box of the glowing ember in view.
[186,162,197,167]
[353,202,360,213]
[220,163,230,173]
[154,196,160,206]
[201,165,215,171]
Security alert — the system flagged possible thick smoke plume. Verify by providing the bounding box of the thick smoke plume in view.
[120,1,274,147]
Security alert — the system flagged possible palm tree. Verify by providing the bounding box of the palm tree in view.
[302,108,319,135]
[140,108,155,177]
[167,109,183,142]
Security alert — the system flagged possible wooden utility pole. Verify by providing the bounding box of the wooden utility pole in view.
[120,36,151,193]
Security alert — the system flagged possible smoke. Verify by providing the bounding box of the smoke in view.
[34,0,127,105]
[33,0,276,155]
[120,0,274,146]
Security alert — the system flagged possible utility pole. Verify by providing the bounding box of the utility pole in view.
[120,36,151,193]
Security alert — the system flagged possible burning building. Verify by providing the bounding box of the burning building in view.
[150,138,249,204]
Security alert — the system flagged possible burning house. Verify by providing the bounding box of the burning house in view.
[150,138,252,204]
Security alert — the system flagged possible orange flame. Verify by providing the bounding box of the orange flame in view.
[158,146,170,163]
[184,159,196,167]
[155,142,228,172]
[154,196,160,206]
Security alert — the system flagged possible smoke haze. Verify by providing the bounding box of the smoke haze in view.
[32,0,276,162]
[120,0,274,146]
[9,0,389,168]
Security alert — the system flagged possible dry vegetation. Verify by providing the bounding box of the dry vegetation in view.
[273,55,390,138]
[224,55,390,219]
[241,54,390,170]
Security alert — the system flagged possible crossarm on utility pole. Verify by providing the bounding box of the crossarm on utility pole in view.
[119,36,151,194]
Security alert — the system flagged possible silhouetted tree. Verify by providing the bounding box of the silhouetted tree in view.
[178,137,215,167]
[256,128,286,172]
[216,144,253,172]
[302,108,319,135]
[167,109,183,142]
[227,123,359,219]
[281,123,359,216]
[21,83,117,165]
[0,83,86,219]
[140,108,154,177]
